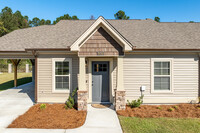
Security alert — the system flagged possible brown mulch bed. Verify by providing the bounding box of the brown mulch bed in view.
[8,104,87,129]
[117,104,200,118]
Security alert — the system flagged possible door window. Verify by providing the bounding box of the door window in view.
[94,63,108,72]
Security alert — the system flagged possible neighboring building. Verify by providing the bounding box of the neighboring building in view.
[0,16,200,111]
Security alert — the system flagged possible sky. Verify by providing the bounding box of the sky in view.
[0,0,200,22]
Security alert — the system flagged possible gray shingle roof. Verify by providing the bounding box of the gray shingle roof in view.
[1,19,200,51]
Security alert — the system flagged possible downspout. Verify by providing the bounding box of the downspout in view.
[198,53,200,103]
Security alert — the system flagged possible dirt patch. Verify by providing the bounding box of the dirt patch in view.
[8,104,87,129]
[117,104,200,118]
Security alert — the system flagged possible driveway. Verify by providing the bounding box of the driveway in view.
[0,82,34,133]
[0,83,122,133]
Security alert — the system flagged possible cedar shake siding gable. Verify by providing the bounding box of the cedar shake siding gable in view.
[79,27,124,56]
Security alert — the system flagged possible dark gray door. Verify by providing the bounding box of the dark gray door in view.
[92,61,109,103]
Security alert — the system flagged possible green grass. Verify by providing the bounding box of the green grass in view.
[119,116,200,133]
[0,73,32,91]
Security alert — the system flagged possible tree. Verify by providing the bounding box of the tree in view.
[53,14,79,24]
[114,10,130,20]
[71,15,78,20]
[0,21,8,36]
[189,21,194,23]
[39,19,46,25]
[0,7,18,32]
[154,17,160,22]
[45,20,51,25]
[31,17,40,27]
[90,15,95,20]
[13,10,29,28]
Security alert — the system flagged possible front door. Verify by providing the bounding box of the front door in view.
[92,61,109,103]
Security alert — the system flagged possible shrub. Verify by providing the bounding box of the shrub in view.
[40,104,46,110]
[127,95,144,108]
[168,108,174,112]
[157,106,162,110]
[65,88,78,109]
[173,105,178,109]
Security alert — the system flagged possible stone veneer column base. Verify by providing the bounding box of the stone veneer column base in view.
[115,90,126,111]
[77,90,88,111]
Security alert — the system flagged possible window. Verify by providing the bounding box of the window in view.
[52,58,72,92]
[151,59,173,93]
[94,63,108,72]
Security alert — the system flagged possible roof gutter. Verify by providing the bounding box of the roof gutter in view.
[25,48,71,51]
[131,48,200,52]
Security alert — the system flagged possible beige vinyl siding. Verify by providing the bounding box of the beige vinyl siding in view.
[37,54,79,103]
[124,54,199,103]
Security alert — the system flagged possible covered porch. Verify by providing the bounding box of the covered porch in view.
[78,56,125,111]
[0,51,37,102]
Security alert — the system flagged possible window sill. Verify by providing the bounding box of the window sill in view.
[52,90,70,94]
[151,90,173,94]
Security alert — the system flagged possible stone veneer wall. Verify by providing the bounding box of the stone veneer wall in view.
[77,90,88,111]
[115,90,126,111]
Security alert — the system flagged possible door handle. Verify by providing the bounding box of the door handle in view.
[92,81,93,86]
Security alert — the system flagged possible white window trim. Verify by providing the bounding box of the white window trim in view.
[52,58,72,93]
[151,58,173,94]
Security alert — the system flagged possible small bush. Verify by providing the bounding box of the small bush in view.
[65,88,78,109]
[40,104,46,110]
[157,106,162,110]
[127,95,144,108]
[168,108,174,112]
[173,106,178,109]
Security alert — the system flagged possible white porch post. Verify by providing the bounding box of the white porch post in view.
[77,57,87,111]
[115,56,126,110]
[79,57,86,90]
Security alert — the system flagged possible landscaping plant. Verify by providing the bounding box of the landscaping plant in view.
[168,108,174,112]
[173,105,178,109]
[127,95,144,108]
[65,88,78,109]
[157,106,162,110]
[40,104,46,110]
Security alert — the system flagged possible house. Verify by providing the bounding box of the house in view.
[0,16,200,111]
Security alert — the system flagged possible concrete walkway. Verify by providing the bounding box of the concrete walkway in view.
[0,83,122,133]
[66,104,123,133]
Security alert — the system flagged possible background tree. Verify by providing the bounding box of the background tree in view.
[30,17,40,27]
[154,17,160,22]
[13,10,29,28]
[0,6,79,36]
[45,20,51,25]
[0,7,18,32]
[39,19,46,25]
[90,15,95,20]
[53,14,79,24]
[189,21,194,23]
[114,10,130,20]
[0,21,8,36]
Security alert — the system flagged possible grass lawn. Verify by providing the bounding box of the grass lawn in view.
[0,73,32,91]
[119,116,200,133]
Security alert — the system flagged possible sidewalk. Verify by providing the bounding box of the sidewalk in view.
[2,104,122,133]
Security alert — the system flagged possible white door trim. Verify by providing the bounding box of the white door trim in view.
[88,58,114,103]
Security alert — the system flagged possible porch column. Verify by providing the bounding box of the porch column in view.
[115,56,126,111]
[30,59,35,82]
[77,57,87,111]
[11,59,21,87]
